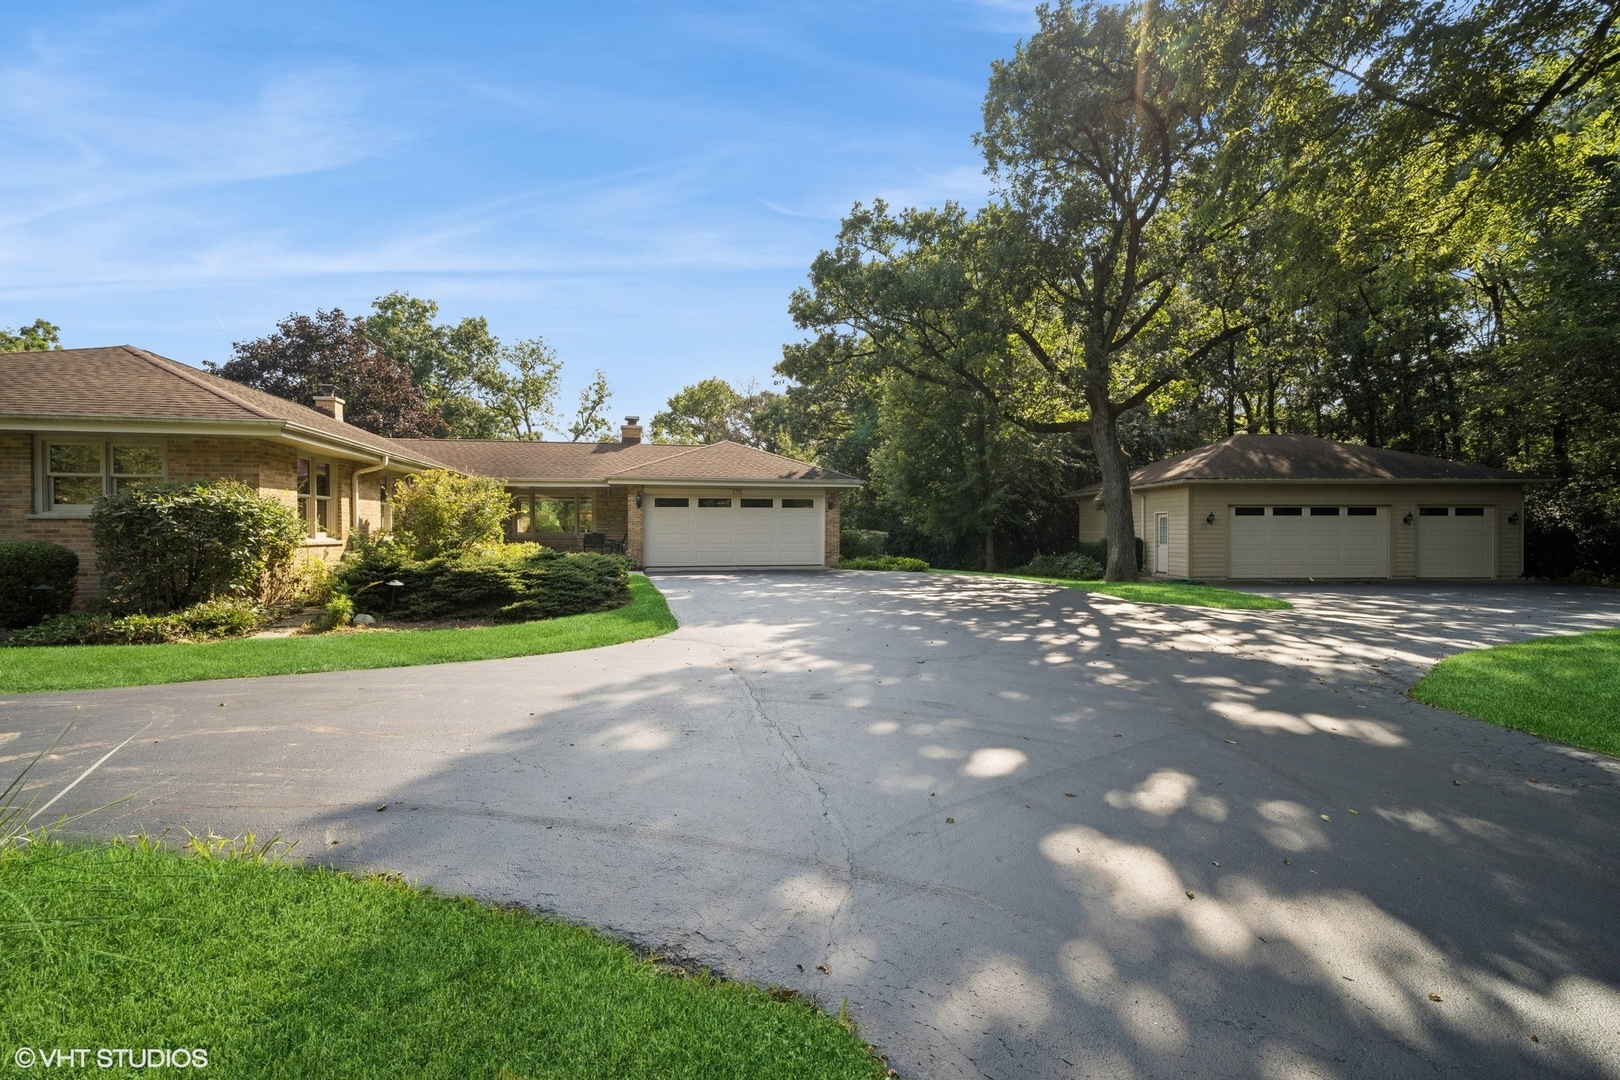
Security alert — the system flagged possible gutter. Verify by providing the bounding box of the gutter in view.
[351,456,389,531]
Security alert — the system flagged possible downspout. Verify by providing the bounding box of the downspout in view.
[351,456,390,534]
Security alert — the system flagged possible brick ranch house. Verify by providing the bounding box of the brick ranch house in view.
[1,347,860,601]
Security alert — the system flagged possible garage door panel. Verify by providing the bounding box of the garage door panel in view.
[1229,505,1389,579]
[1416,507,1493,578]
[644,489,824,568]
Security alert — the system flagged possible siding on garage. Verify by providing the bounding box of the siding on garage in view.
[1180,481,1524,580]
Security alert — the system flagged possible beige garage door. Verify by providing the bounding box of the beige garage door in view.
[642,489,824,568]
[1229,505,1390,579]
[1416,506,1494,578]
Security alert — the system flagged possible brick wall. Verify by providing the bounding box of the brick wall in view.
[618,486,644,567]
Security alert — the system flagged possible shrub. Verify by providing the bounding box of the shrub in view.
[839,529,888,558]
[259,556,335,610]
[1020,551,1104,580]
[318,594,355,631]
[91,481,306,612]
[334,543,630,621]
[838,555,930,571]
[0,541,78,629]
[5,598,264,646]
[390,470,512,559]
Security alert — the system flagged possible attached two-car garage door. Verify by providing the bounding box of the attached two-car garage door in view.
[643,489,824,568]
[1227,503,1496,579]
[1229,505,1390,579]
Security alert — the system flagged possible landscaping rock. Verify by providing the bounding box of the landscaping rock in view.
[352,613,377,626]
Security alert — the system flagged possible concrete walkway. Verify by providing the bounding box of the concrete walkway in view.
[4,574,1619,1079]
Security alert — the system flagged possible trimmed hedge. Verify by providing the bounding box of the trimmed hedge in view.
[335,543,631,622]
[0,541,78,629]
[840,529,889,559]
[838,555,930,571]
[6,598,265,646]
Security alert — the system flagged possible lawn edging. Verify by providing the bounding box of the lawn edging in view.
[933,569,1292,610]
[1411,627,1620,757]
[0,837,886,1079]
[0,574,677,695]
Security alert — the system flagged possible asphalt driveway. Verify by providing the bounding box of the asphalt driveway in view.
[4,573,1620,1079]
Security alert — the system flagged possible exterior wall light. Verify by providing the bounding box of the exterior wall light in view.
[1508,512,1519,525]
[1403,512,1413,525]
[635,492,643,509]
[1205,512,1215,525]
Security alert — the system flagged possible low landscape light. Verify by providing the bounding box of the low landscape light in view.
[385,579,404,612]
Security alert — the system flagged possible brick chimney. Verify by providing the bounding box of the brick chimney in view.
[620,416,643,444]
[312,384,345,423]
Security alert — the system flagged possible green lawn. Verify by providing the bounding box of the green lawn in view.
[1412,628,1620,757]
[0,840,884,1079]
[0,575,676,695]
[936,570,1292,610]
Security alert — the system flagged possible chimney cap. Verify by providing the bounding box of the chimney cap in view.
[624,415,640,424]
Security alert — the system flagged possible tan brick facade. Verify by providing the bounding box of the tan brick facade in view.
[621,485,644,567]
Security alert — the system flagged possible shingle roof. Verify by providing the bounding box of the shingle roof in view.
[1077,434,1534,494]
[393,437,860,485]
[0,345,449,466]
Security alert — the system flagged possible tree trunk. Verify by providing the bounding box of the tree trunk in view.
[984,528,997,572]
[1089,387,1137,581]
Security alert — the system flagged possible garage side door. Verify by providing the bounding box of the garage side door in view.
[1230,505,1389,579]
[1416,506,1494,578]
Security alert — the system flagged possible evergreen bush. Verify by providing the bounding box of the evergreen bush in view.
[335,543,630,621]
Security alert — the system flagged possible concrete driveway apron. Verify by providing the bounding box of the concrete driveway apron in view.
[4,573,1620,1079]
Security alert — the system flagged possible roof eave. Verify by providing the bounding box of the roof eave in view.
[605,475,863,487]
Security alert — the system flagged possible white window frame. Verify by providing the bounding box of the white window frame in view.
[297,457,336,538]
[35,436,166,517]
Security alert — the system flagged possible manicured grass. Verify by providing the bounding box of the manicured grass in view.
[0,575,676,695]
[935,569,1292,610]
[1412,628,1620,757]
[0,840,884,1079]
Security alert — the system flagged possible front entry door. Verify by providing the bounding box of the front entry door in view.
[1155,513,1169,574]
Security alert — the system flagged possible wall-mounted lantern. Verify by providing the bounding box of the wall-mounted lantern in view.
[1205,512,1215,525]
[1508,512,1519,525]
[1403,512,1414,525]
[635,492,643,509]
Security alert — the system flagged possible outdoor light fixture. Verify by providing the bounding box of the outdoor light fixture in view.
[635,493,643,508]
[1403,512,1413,525]
[385,579,404,613]
[1205,511,1215,525]
[1509,512,1519,525]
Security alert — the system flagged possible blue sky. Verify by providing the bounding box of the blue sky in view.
[0,1,1033,425]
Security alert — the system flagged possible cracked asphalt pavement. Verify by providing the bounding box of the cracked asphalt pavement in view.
[4,572,1620,1079]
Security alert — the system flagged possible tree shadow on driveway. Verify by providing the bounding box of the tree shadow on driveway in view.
[6,572,1620,1079]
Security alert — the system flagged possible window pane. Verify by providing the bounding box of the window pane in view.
[1454,506,1485,517]
[697,497,731,508]
[1233,506,1264,516]
[510,492,533,533]
[297,459,310,496]
[577,496,594,531]
[314,462,331,498]
[740,498,773,508]
[112,477,155,493]
[49,443,101,474]
[534,498,566,530]
[315,498,328,531]
[1271,507,1303,516]
[781,498,814,509]
[1419,507,1448,517]
[1347,506,1378,516]
[112,445,162,476]
[653,497,689,508]
[1309,507,1340,516]
[53,476,103,505]
[298,496,310,528]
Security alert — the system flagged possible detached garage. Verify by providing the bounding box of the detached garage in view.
[1078,434,1537,582]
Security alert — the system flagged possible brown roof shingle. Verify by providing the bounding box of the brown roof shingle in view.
[1078,434,1533,494]
[393,438,860,485]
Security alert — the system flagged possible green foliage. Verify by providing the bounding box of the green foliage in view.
[389,469,513,559]
[6,598,264,646]
[567,369,616,442]
[319,594,355,631]
[839,529,888,558]
[0,318,61,352]
[261,556,335,610]
[838,555,929,571]
[336,543,631,622]
[651,377,792,451]
[365,291,504,439]
[0,576,675,694]
[1019,552,1103,580]
[0,839,886,1078]
[90,481,306,613]
[0,542,78,629]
